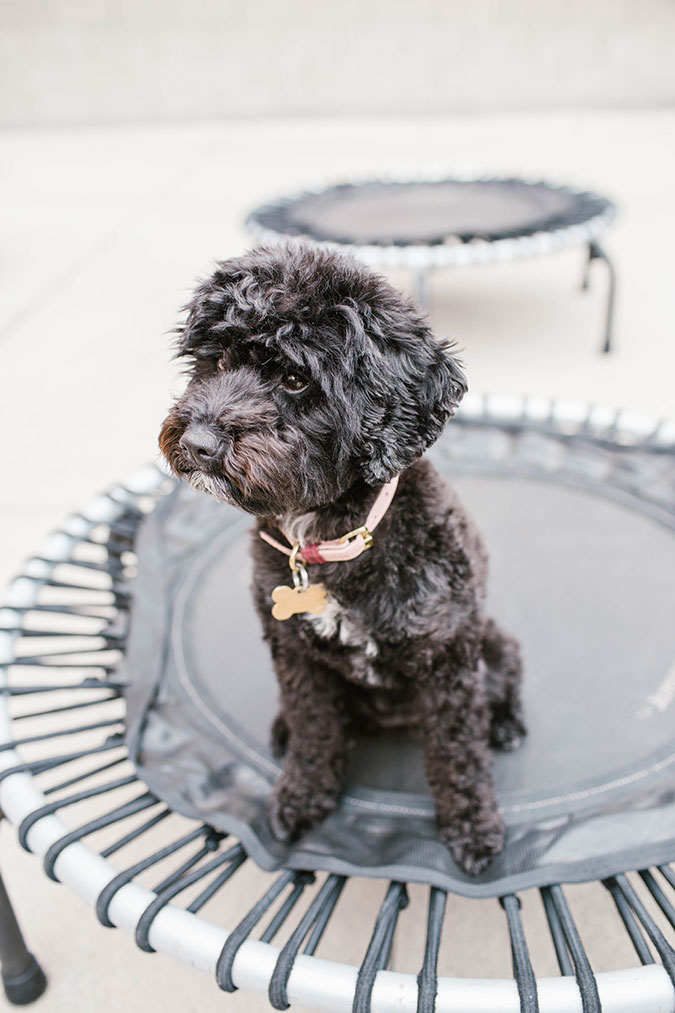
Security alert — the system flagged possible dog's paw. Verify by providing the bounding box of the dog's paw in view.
[439,810,505,876]
[267,791,295,843]
[489,711,527,752]
[267,775,338,843]
[449,836,502,876]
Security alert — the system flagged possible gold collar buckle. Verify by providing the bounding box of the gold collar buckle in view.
[338,525,373,550]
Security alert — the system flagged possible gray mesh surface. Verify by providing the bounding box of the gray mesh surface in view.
[248,179,613,246]
[124,419,675,897]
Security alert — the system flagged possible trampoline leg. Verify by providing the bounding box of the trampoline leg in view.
[582,241,616,354]
[415,268,430,312]
[0,824,47,1005]
[581,243,593,292]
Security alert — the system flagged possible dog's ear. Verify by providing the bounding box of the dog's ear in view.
[358,331,467,486]
[174,279,218,358]
[174,261,248,358]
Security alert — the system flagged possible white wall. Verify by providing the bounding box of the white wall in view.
[0,0,674,126]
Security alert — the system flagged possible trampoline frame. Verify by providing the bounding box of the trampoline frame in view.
[1,394,674,1013]
[245,174,618,353]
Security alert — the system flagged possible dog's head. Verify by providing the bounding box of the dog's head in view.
[159,243,466,515]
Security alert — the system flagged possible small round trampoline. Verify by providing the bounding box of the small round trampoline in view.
[246,177,618,352]
[1,395,674,1012]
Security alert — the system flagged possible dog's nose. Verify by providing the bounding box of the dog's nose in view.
[180,425,225,471]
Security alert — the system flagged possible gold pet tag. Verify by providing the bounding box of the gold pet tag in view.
[271,582,328,621]
[271,549,328,621]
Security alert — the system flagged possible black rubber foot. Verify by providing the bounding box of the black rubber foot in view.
[2,954,47,1005]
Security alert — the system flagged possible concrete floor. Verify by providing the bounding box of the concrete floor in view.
[0,111,674,1011]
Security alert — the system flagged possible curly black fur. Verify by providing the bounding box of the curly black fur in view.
[160,242,525,875]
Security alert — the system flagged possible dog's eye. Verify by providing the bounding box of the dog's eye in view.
[281,373,309,393]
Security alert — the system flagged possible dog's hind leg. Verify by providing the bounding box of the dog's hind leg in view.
[421,638,505,875]
[270,712,289,758]
[482,618,526,751]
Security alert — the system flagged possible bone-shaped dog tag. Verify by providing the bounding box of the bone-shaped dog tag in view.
[271,583,328,621]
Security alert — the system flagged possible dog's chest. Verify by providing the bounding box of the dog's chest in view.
[278,511,384,687]
[303,595,387,688]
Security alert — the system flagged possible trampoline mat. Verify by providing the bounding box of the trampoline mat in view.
[124,449,675,897]
[250,179,612,246]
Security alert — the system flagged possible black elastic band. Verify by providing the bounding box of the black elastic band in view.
[546,885,601,1013]
[640,870,675,931]
[416,886,447,1013]
[43,793,157,881]
[2,717,122,756]
[604,875,675,989]
[603,877,654,965]
[0,736,124,788]
[501,894,539,1013]
[540,887,574,976]
[353,881,409,1013]
[43,756,126,797]
[268,874,346,1011]
[215,870,299,992]
[11,695,119,723]
[96,825,208,927]
[18,772,138,850]
[260,875,314,944]
[135,842,244,953]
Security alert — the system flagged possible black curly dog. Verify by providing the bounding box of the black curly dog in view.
[160,243,525,875]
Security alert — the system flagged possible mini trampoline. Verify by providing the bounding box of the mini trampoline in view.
[1,395,674,1012]
[246,177,617,352]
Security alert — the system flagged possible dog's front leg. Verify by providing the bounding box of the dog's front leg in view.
[420,642,505,875]
[267,651,349,843]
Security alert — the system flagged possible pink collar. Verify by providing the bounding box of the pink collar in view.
[260,476,399,565]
